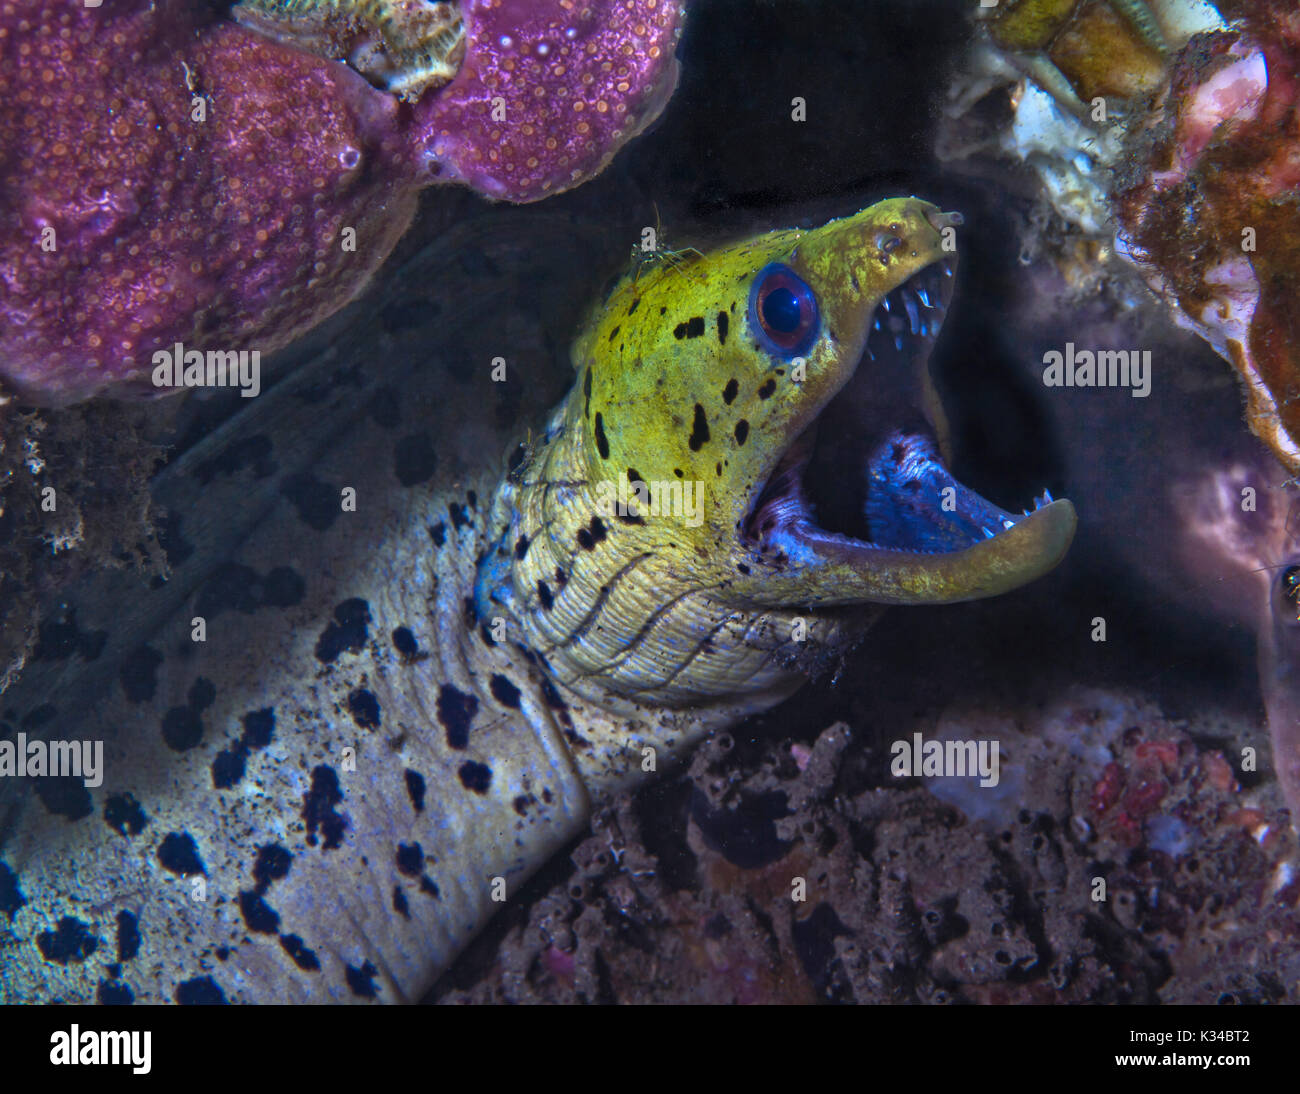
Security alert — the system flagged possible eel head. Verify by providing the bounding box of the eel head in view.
[511,198,1076,713]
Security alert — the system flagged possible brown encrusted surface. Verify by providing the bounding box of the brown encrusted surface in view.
[0,401,171,694]
[1049,1,1165,102]
[432,678,1300,1004]
[1114,1,1300,471]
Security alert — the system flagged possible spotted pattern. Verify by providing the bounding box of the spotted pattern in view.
[3,201,968,1007]
[458,761,492,794]
[392,627,420,659]
[346,960,379,999]
[116,911,141,962]
[175,976,227,1005]
[688,404,710,451]
[279,934,321,971]
[281,472,341,532]
[211,707,277,789]
[404,768,426,812]
[315,599,372,664]
[436,684,478,750]
[393,433,438,486]
[301,765,348,850]
[157,832,206,876]
[36,916,98,965]
[0,861,26,920]
[103,793,149,837]
[347,688,381,729]
[34,778,92,822]
[195,563,306,619]
[98,980,135,1005]
[490,674,521,708]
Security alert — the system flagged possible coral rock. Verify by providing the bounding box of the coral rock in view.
[0,1,415,404]
[1115,0,1300,471]
[411,0,684,200]
[0,0,683,405]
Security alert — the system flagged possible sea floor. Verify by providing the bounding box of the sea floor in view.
[432,650,1300,1004]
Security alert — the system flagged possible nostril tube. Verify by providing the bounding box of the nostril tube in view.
[925,208,965,233]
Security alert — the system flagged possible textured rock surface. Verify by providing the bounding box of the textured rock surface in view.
[1114,0,1300,471]
[0,0,683,405]
[411,0,683,199]
[432,685,1299,1004]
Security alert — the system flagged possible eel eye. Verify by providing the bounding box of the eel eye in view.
[749,262,819,358]
[1274,564,1300,625]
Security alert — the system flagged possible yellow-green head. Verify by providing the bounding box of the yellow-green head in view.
[489,198,1076,715]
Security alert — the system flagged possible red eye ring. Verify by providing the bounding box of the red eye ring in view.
[748,263,819,358]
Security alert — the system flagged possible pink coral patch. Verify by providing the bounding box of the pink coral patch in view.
[0,0,684,404]
[0,0,415,404]
[413,0,684,201]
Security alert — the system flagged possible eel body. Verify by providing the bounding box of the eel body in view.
[0,198,1075,1003]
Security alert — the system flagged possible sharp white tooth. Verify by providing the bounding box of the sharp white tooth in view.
[894,334,905,353]
[983,527,995,538]
[903,293,920,335]
[873,316,882,331]
[1043,487,1053,502]
[1002,518,1015,529]
[942,265,953,278]
[882,295,892,313]
[916,285,932,309]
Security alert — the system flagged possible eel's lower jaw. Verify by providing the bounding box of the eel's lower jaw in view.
[740,259,1077,604]
[745,434,1077,604]
[861,431,1056,552]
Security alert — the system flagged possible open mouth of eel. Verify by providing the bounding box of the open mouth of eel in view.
[743,257,1066,569]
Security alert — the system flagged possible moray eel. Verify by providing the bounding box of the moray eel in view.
[0,198,1074,1003]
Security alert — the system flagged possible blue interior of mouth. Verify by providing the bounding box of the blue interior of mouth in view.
[759,260,1051,558]
[863,431,1022,552]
